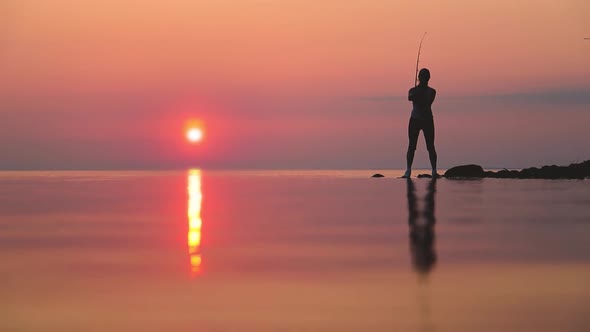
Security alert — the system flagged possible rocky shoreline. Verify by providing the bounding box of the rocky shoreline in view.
[444,160,590,179]
[372,160,590,179]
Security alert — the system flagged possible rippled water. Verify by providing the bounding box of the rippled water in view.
[1,171,589,332]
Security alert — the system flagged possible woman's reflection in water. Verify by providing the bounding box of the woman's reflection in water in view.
[407,178,437,276]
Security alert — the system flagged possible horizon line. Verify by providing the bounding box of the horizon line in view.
[0,166,535,172]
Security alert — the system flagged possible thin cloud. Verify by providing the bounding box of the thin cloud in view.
[358,89,590,105]
[465,89,590,105]
[355,95,406,102]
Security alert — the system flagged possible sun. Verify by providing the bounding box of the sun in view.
[186,128,203,143]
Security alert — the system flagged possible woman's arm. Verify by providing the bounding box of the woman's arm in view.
[408,87,415,101]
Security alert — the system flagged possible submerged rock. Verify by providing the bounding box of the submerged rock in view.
[417,174,432,178]
[444,164,485,178]
[371,173,385,178]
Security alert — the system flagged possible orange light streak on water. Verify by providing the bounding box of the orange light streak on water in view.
[187,169,202,276]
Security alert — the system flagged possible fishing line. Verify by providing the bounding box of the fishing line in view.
[414,32,427,87]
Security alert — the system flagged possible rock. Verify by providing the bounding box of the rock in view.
[371,173,384,178]
[492,169,519,178]
[538,165,584,179]
[417,174,432,178]
[444,164,485,178]
[567,161,590,179]
[519,167,539,178]
[484,171,497,178]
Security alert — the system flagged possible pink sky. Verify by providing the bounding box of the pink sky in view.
[1,0,589,169]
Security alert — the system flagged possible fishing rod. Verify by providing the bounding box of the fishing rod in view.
[414,32,427,87]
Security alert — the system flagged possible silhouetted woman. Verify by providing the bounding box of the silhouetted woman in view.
[403,68,438,178]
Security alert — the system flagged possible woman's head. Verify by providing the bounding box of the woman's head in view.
[418,68,430,84]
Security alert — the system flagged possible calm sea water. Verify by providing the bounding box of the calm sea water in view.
[1,170,589,332]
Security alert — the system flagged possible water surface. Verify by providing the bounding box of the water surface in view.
[1,170,589,332]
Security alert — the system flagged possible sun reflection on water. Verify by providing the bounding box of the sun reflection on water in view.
[188,169,202,276]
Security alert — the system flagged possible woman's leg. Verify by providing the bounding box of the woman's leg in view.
[404,118,420,178]
[423,119,438,175]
